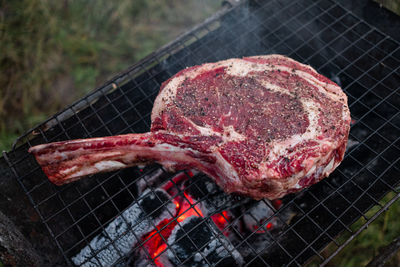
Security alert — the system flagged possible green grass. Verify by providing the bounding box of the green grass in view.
[374,0,400,16]
[309,192,400,266]
[0,0,219,151]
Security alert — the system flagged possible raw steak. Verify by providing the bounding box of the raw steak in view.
[29,55,351,199]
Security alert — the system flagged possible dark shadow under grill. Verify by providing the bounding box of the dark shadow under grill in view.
[3,0,400,266]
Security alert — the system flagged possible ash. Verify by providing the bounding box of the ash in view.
[136,169,166,195]
[72,188,176,267]
[240,200,278,257]
[167,216,243,266]
[125,251,173,267]
[243,200,275,231]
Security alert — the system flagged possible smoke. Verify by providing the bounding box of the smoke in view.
[155,0,355,86]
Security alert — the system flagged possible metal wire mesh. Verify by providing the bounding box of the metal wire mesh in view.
[3,0,400,265]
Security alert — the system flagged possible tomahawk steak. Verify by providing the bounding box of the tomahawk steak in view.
[29,55,351,199]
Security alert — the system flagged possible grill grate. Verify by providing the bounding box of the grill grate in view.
[3,0,400,265]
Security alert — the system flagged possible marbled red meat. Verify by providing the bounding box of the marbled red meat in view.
[29,55,351,199]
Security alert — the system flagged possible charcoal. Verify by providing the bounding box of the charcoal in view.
[140,188,172,218]
[72,188,176,267]
[124,249,173,267]
[135,168,170,195]
[167,216,243,266]
[185,174,250,216]
[242,200,275,232]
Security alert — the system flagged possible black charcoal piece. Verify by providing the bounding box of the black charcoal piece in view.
[72,188,176,267]
[168,216,243,266]
[140,188,172,218]
[185,174,250,216]
[243,200,275,232]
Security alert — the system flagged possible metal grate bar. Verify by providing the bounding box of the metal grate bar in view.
[3,0,400,265]
[53,115,126,266]
[320,158,400,266]
[286,138,400,265]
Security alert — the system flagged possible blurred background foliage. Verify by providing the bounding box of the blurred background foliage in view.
[374,0,400,15]
[1,1,400,266]
[0,0,219,151]
[310,192,400,267]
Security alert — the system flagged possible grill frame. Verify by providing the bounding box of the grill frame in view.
[3,0,400,265]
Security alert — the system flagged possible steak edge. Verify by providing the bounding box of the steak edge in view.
[29,55,351,199]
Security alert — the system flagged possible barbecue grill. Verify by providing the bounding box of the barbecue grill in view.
[2,0,400,266]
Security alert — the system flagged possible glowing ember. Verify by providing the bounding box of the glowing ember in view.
[272,199,282,209]
[211,210,230,234]
[141,219,177,266]
[142,191,209,265]
[253,220,274,233]
[153,243,167,259]
[130,173,282,266]
[137,177,250,267]
[73,172,286,266]
[177,193,203,222]
[177,208,200,223]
